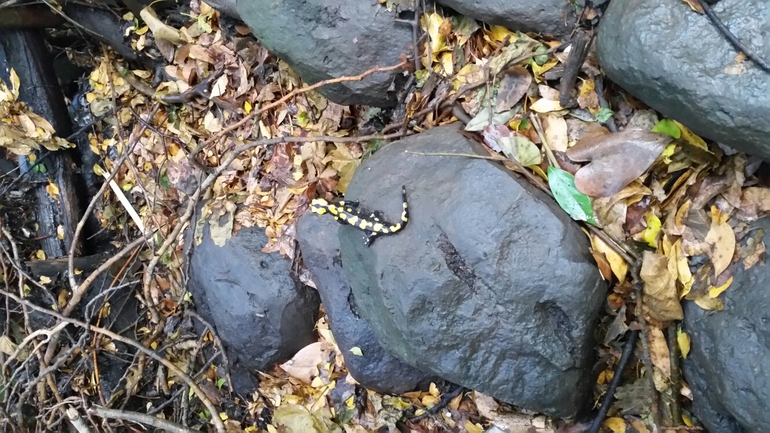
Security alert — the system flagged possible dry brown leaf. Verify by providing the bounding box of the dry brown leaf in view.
[738,187,770,220]
[640,251,684,321]
[568,129,672,197]
[494,66,531,113]
[648,326,671,378]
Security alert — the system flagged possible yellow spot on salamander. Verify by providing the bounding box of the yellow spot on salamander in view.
[390,223,402,231]
[359,220,372,230]
[339,213,347,220]
[347,215,359,225]
[372,223,384,232]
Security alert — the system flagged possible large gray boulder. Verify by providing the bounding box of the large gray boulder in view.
[337,124,605,418]
[188,222,320,395]
[437,0,575,37]
[682,219,770,433]
[236,0,412,107]
[596,0,770,159]
[297,213,438,394]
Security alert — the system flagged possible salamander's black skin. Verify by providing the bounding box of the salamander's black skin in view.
[310,186,409,246]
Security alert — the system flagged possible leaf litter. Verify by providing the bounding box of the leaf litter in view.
[0,1,767,432]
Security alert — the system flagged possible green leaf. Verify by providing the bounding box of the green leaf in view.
[548,166,597,225]
[216,377,226,389]
[595,107,614,123]
[652,119,681,139]
[349,347,363,356]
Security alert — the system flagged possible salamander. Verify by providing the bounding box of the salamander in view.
[310,185,409,246]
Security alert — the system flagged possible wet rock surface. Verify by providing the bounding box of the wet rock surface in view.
[597,0,770,159]
[236,0,412,107]
[297,213,439,394]
[437,0,575,37]
[682,219,770,433]
[337,124,605,418]
[188,221,320,395]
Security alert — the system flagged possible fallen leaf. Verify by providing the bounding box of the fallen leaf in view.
[591,235,628,282]
[548,166,597,225]
[529,98,563,113]
[677,329,691,359]
[708,276,732,298]
[567,129,672,197]
[279,341,336,384]
[648,326,671,378]
[640,251,683,321]
[494,66,531,113]
[704,215,736,276]
[738,187,770,220]
[465,106,518,131]
[603,417,626,433]
[499,132,542,166]
[541,113,568,152]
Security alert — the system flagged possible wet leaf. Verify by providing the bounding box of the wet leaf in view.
[548,166,597,225]
[567,129,672,197]
[494,66,531,113]
[273,404,338,433]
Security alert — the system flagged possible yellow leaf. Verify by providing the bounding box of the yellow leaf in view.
[39,276,51,285]
[591,235,628,282]
[488,25,516,43]
[708,276,733,298]
[673,120,709,151]
[56,225,64,240]
[531,58,558,82]
[35,250,46,260]
[603,417,626,433]
[46,180,60,202]
[694,295,724,311]
[244,100,252,114]
[704,217,735,276]
[677,329,691,359]
[641,212,661,247]
[464,421,483,433]
[349,347,363,356]
[10,68,20,99]
[529,98,563,113]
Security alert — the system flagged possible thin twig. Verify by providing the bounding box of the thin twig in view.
[698,0,770,73]
[89,406,198,433]
[190,61,409,159]
[0,288,227,433]
[587,330,639,433]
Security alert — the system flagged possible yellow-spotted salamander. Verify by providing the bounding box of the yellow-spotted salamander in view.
[310,186,409,246]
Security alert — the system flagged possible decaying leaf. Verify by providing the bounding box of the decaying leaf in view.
[567,129,673,197]
[494,66,531,113]
[640,251,683,321]
[704,213,736,276]
[280,341,337,384]
[647,326,671,379]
